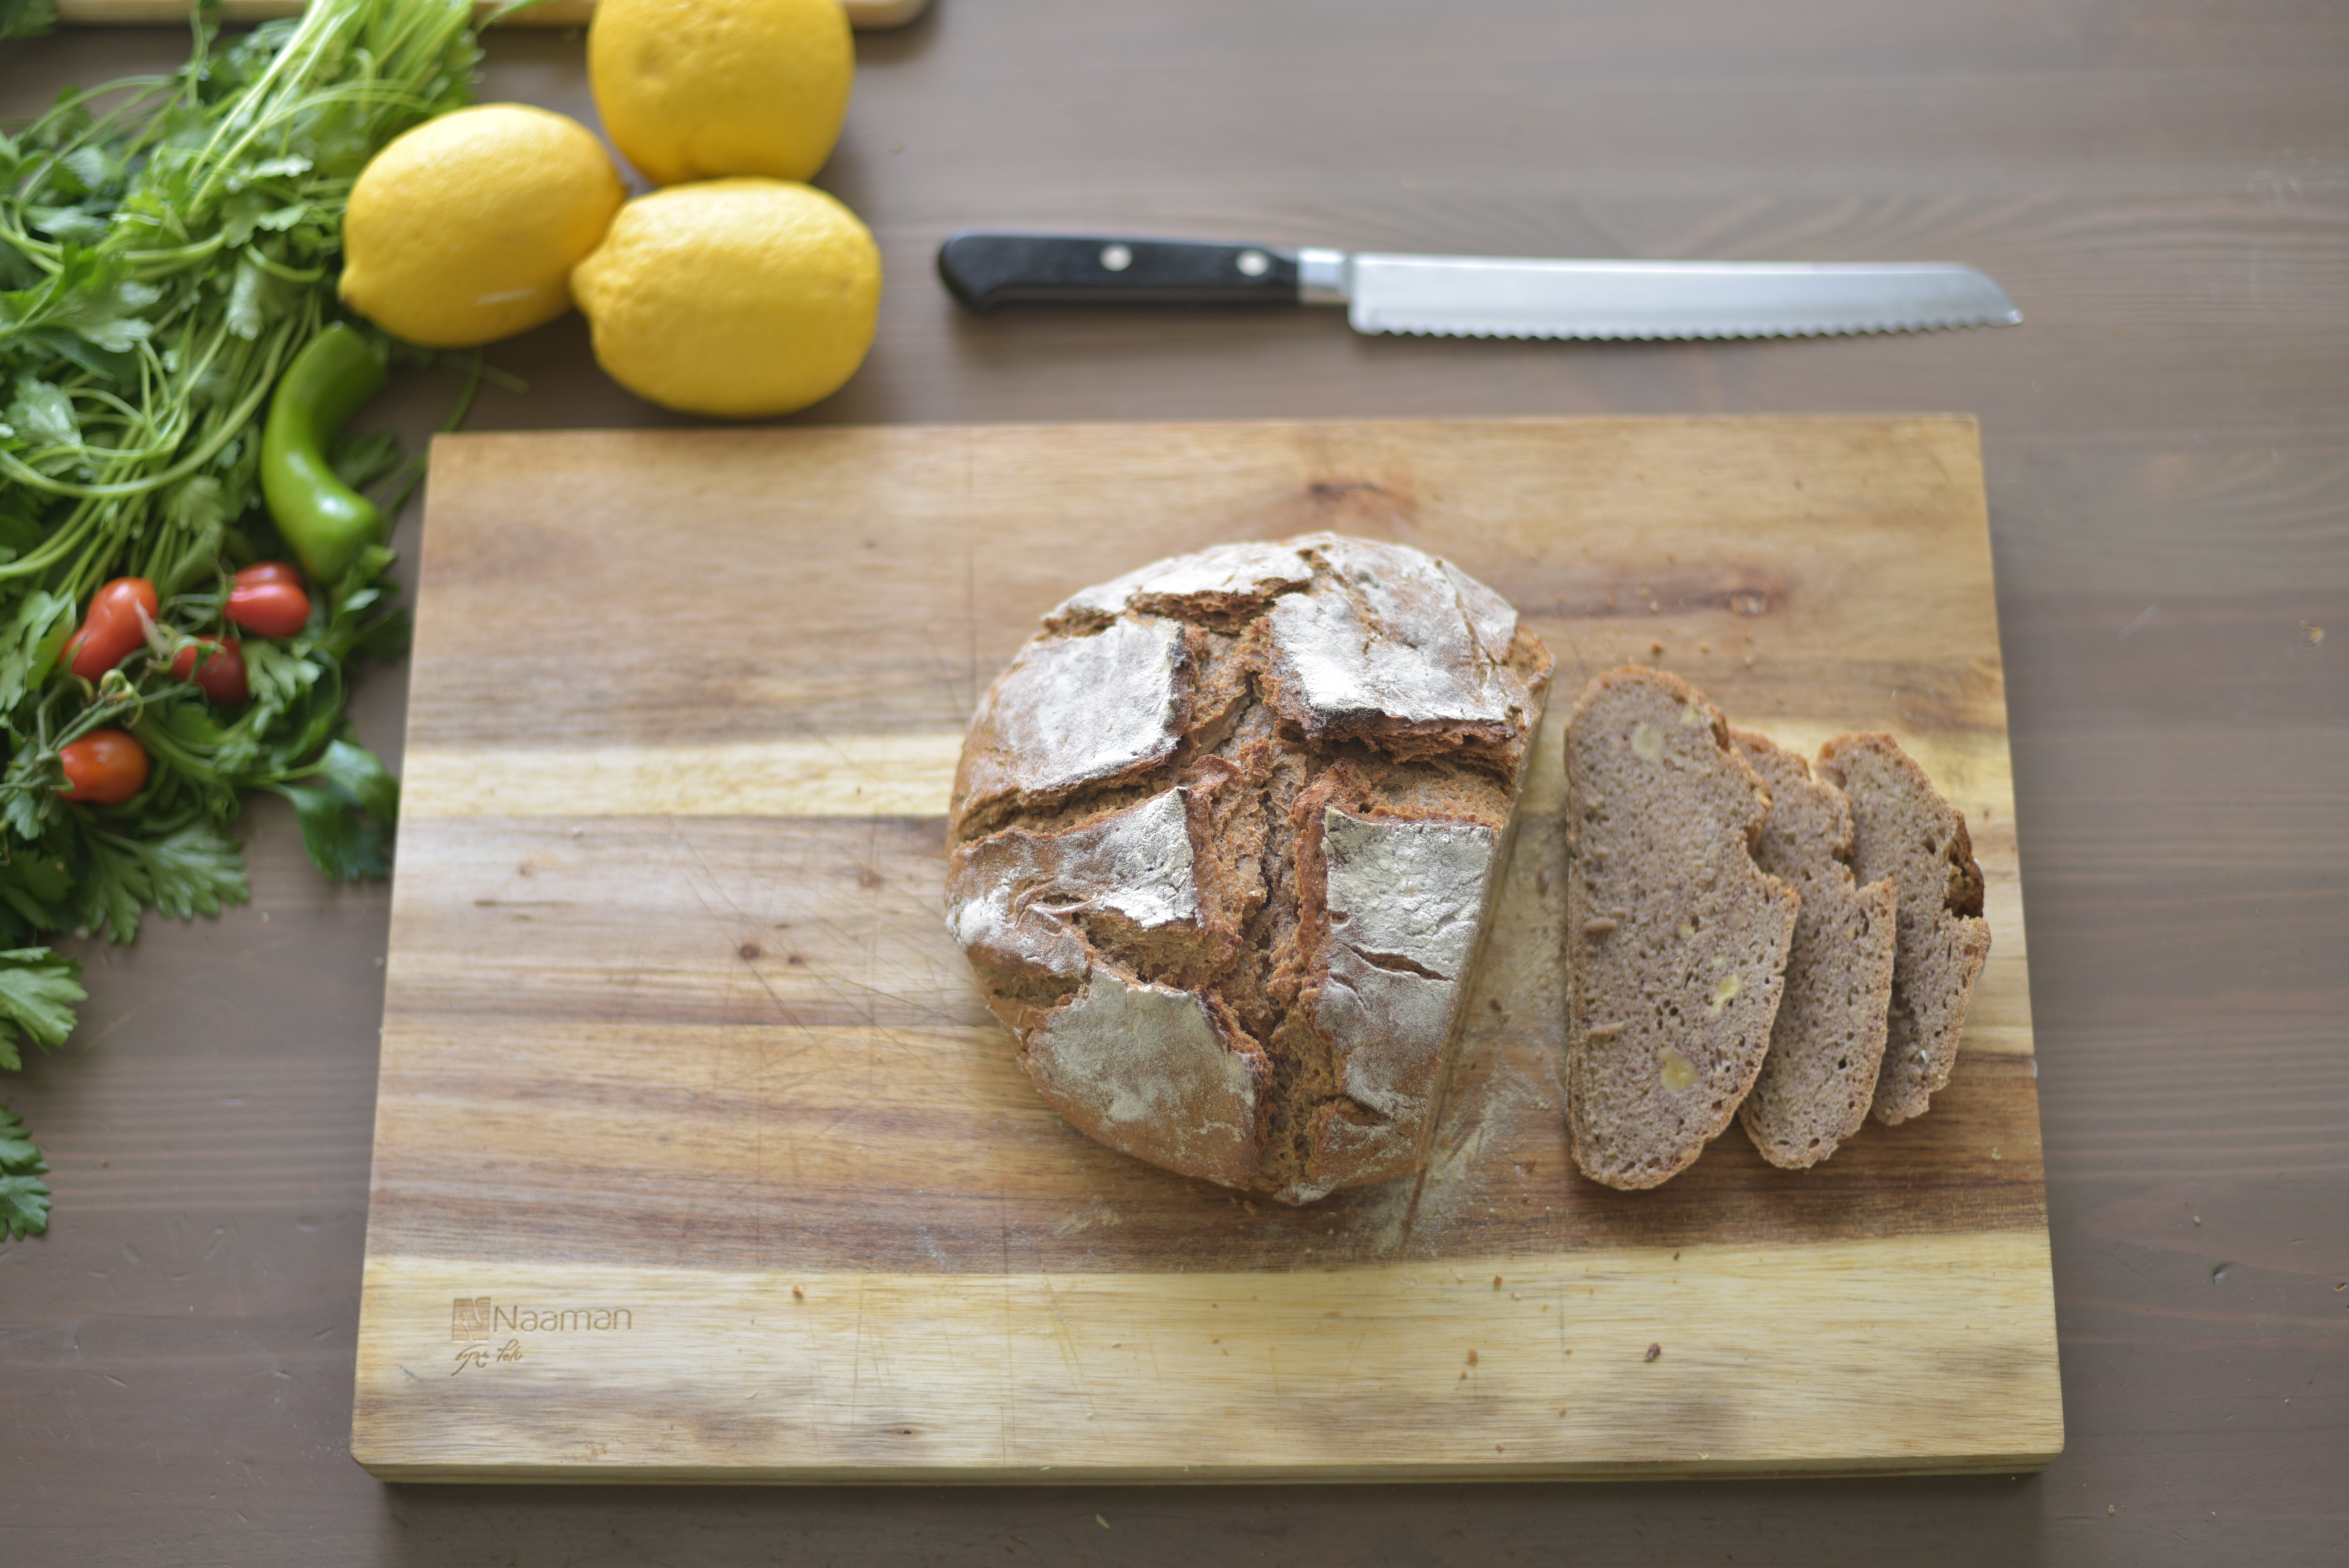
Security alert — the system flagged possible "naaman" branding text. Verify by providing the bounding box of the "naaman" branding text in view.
[452,1296,634,1340]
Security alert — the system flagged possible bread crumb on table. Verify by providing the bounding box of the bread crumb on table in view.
[1644,1343,1662,1362]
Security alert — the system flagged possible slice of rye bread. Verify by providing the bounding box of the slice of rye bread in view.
[1564,667,1798,1190]
[1730,729,1899,1168]
[1816,732,1992,1126]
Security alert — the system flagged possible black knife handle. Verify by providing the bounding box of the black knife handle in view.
[938,232,1300,312]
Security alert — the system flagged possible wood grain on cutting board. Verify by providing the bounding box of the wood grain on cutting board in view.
[55,0,932,28]
[351,417,2060,1482]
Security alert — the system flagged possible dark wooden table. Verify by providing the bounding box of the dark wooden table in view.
[4,3,2343,1561]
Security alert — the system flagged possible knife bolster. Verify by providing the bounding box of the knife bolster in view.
[1296,247,1348,305]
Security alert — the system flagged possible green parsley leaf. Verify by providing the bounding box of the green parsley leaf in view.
[130,823,247,921]
[155,476,230,594]
[0,0,57,43]
[75,823,249,943]
[27,205,107,246]
[1,743,62,842]
[5,377,80,449]
[0,947,84,1072]
[0,588,72,711]
[0,849,74,942]
[312,738,400,822]
[0,1098,55,1239]
[0,1103,44,1168]
[243,638,322,711]
[0,1171,49,1240]
[2,784,53,844]
[272,783,390,882]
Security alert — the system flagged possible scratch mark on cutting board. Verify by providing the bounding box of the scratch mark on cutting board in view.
[1000,1193,1016,1463]
[848,1274,870,1427]
[864,813,887,1113]
[1039,1273,1100,1420]
[1334,1323,1374,1390]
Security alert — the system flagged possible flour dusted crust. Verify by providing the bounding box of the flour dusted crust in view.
[948,534,1553,1203]
[1563,667,1798,1191]
[952,616,1194,821]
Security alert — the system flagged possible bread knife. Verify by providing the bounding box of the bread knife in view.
[937,232,2021,340]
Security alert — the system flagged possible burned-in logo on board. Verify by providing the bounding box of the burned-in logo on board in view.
[449,1295,636,1374]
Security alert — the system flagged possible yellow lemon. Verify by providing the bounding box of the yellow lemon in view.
[569,179,880,419]
[339,105,625,349]
[589,0,854,187]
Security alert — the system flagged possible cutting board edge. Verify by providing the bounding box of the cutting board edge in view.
[352,1447,2066,1485]
[421,409,1987,451]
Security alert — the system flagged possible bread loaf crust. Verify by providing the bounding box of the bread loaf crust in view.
[1816,733,1992,1126]
[948,535,1552,1203]
[1731,729,1899,1168]
[1563,667,1797,1190]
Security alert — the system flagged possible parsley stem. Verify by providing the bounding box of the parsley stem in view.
[0,319,298,508]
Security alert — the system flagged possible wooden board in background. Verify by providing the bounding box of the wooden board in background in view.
[351,417,2061,1482]
[57,0,933,29]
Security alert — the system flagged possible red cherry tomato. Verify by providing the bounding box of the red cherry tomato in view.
[225,575,312,640]
[170,635,249,704]
[65,577,159,680]
[237,560,304,588]
[57,729,149,804]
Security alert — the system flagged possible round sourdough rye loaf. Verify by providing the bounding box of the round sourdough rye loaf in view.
[1563,666,1798,1190]
[946,534,1554,1204]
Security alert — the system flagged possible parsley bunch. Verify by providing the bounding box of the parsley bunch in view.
[0,0,479,1237]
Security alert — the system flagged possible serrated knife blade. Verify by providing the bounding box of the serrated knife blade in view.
[937,232,2022,340]
[1326,252,2021,339]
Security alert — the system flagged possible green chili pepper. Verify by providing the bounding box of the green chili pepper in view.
[260,324,391,585]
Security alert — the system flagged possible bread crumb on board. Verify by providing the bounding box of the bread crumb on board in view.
[1644,1343,1662,1362]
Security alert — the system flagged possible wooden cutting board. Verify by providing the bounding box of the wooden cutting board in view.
[351,416,2061,1482]
[55,0,932,29]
